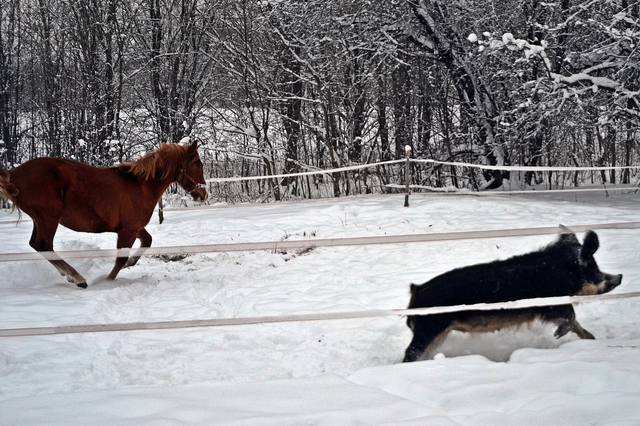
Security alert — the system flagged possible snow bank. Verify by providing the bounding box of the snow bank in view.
[1,192,639,424]
[2,339,638,425]
[0,376,437,425]
[351,340,640,425]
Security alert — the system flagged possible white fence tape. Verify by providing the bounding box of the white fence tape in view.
[203,158,640,185]
[1,222,640,262]
[1,290,639,337]
[205,159,405,183]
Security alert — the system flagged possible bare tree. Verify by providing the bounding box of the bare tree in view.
[0,0,21,166]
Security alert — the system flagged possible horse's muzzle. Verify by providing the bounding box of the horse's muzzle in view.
[190,187,208,202]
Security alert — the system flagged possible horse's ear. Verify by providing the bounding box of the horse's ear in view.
[188,141,198,153]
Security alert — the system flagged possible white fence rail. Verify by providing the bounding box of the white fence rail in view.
[2,291,639,338]
[1,222,640,262]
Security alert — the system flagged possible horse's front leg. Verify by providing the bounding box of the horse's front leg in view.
[108,230,138,280]
[124,228,152,269]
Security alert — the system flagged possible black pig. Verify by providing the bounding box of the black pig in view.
[403,229,622,362]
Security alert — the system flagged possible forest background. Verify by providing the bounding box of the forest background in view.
[1,0,638,202]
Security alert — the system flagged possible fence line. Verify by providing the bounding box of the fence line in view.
[2,290,639,338]
[2,159,639,221]
[205,159,405,183]
[2,182,637,224]
[1,222,639,263]
[121,183,640,215]
[203,158,640,185]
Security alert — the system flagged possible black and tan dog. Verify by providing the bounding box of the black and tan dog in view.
[403,228,623,362]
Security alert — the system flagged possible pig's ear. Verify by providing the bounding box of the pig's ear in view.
[559,224,574,234]
[581,231,600,258]
[410,283,418,296]
[558,224,579,245]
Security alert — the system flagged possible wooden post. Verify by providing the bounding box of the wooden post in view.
[158,197,164,224]
[404,145,412,207]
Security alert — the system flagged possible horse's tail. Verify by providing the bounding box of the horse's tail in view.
[0,168,19,208]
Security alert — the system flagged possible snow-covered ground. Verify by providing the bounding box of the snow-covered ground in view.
[1,191,640,424]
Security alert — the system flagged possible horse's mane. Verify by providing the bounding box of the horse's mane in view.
[117,144,187,180]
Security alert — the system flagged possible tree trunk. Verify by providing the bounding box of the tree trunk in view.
[392,58,412,158]
[623,121,633,184]
[377,76,390,161]
[279,46,302,186]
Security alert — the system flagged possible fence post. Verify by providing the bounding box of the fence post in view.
[158,198,164,224]
[404,145,412,207]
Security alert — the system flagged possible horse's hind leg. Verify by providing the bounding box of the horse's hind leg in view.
[124,228,152,268]
[30,221,87,288]
[108,230,137,280]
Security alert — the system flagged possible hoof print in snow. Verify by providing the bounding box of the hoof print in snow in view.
[279,246,315,262]
[154,254,190,263]
[277,231,317,261]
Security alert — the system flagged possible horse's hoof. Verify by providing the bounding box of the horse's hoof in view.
[77,282,88,289]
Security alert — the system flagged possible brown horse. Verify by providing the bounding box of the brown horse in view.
[0,142,208,288]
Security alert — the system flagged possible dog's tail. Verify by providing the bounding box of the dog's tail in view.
[0,168,19,208]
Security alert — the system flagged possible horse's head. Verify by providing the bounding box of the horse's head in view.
[178,142,208,202]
